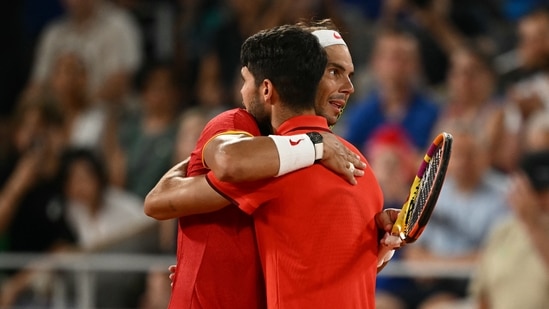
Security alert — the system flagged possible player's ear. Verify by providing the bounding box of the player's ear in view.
[262,79,275,103]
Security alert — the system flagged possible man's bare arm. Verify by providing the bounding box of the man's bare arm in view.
[144,159,230,220]
[144,132,367,220]
[204,132,366,184]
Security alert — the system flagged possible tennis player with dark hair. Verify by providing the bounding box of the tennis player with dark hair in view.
[145,21,399,308]
[205,24,382,307]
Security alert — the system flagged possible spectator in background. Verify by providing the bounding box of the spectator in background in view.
[0,98,72,246]
[59,148,155,253]
[173,0,227,107]
[0,98,76,307]
[436,46,500,133]
[55,147,157,308]
[377,0,469,87]
[48,52,107,150]
[363,125,418,309]
[191,0,280,110]
[434,45,510,174]
[469,149,549,309]
[341,27,440,152]
[105,61,180,199]
[488,8,549,173]
[402,122,510,309]
[507,8,549,112]
[27,0,142,107]
[364,125,417,210]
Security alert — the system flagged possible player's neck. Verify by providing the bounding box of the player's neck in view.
[271,107,315,130]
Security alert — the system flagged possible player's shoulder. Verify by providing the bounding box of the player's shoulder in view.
[204,108,261,136]
[211,108,252,119]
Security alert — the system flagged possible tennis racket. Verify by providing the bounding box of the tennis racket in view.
[391,132,453,243]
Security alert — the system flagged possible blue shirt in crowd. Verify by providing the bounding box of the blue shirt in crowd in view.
[343,90,440,151]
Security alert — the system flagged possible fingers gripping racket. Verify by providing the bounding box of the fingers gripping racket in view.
[391,132,453,243]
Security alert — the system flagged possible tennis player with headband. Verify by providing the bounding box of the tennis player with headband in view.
[145,20,400,308]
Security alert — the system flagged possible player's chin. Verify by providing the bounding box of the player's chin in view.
[321,113,337,127]
[316,105,340,126]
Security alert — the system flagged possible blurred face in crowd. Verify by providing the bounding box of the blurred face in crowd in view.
[372,33,420,90]
[142,67,180,115]
[367,139,416,204]
[51,53,88,108]
[447,49,494,105]
[315,44,355,126]
[65,158,101,210]
[518,12,549,69]
[448,129,489,190]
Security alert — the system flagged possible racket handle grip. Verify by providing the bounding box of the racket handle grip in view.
[391,223,403,237]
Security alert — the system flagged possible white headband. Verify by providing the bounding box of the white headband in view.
[312,30,347,48]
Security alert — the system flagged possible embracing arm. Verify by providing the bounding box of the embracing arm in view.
[204,134,279,182]
[144,159,230,220]
[204,132,366,184]
[144,132,367,220]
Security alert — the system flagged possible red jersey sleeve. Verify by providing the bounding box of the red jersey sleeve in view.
[205,171,275,214]
[187,109,262,176]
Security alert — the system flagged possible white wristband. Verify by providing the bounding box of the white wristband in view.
[313,143,323,161]
[269,134,316,176]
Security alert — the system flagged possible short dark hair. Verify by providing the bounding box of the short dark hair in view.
[58,148,109,196]
[134,59,180,93]
[240,24,327,112]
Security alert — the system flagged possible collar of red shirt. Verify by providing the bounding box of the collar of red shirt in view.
[275,115,332,135]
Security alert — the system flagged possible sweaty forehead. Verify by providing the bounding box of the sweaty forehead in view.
[324,45,354,72]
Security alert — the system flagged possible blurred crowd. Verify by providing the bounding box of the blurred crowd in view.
[1,0,549,308]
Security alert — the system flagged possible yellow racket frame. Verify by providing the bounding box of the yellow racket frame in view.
[390,132,449,241]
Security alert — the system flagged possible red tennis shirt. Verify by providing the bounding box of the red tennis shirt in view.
[168,108,266,309]
[207,115,384,308]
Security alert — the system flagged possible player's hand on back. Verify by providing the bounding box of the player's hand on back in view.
[319,132,366,185]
